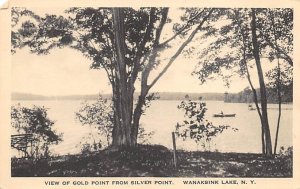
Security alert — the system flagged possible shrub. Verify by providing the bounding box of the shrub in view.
[11,104,62,159]
[75,95,154,151]
[176,97,238,151]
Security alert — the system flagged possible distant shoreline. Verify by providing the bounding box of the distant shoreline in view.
[11,92,293,104]
[11,92,225,101]
[11,99,293,106]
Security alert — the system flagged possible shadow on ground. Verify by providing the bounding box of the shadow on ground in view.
[11,145,292,177]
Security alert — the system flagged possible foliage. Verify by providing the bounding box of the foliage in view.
[11,144,174,177]
[192,8,293,86]
[137,126,155,144]
[79,142,102,155]
[11,7,218,146]
[176,97,237,151]
[256,9,293,66]
[11,104,62,158]
[265,65,293,102]
[11,7,167,74]
[75,95,155,151]
[105,145,172,174]
[11,146,292,177]
[272,146,293,176]
[75,96,113,149]
[278,146,293,157]
[190,8,292,155]
[142,93,160,115]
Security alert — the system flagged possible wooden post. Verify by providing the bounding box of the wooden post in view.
[30,140,33,158]
[172,132,177,168]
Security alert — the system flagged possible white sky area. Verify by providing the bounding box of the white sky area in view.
[11,7,271,96]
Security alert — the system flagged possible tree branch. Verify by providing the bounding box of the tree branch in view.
[130,8,157,84]
[148,9,214,89]
[75,30,115,85]
[233,9,263,118]
[131,8,170,140]
[158,9,206,47]
[257,29,293,66]
[141,7,169,87]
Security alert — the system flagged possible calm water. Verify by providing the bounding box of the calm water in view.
[12,100,293,155]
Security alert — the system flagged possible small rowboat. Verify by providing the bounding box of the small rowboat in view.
[213,113,236,117]
[248,104,256,111]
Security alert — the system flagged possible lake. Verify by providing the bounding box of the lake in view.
[12,100,293,155]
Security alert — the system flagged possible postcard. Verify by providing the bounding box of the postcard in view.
[0,0,299,188]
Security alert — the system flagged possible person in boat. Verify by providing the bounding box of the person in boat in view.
[220,111,224,115]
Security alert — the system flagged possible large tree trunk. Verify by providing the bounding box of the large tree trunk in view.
[111,8,133,147]
[131,95,145,146]
[131,77,150,146]
[250,9,272,155]
[111,86,125,146]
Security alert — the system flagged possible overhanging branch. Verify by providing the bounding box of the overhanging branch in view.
[158,9,206,48]
[258,29,293,66]
[148,9,214,89]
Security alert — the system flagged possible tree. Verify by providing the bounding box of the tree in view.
[266,63,293,154]
[250,8,273,155]
[259,9,293,155]
[12,7,216,148]
[249,8,292,155]
[75,96,114,148]
[176,97,237,151]
[75,95,155,149]
[191,8,292,155]
[11,104,62,158]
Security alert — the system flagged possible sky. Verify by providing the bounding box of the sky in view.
[11,7,264,96]
[12,47,258,96]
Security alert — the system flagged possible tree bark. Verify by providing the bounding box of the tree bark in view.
[111,8,133,147]
[111,8,214,148]
[250,9,272,155]
[274,65,282,154]
[234,9,266,154]
[270,10,282,155]
[131,9,214,146]
[245,61,266,154]
[131,91,147,146]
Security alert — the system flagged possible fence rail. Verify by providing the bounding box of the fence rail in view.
[11,134,34,158]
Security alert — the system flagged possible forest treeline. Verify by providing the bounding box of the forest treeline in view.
[225,86,293,104]
[12,92,224,101]
[12,88,293,103]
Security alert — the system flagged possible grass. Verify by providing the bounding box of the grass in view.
[11,145,292,177]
